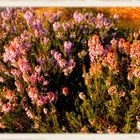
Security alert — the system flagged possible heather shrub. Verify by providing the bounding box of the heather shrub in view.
[0,8,140,133]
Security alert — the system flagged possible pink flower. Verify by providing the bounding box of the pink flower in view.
[26,110,34,119]
[47,91,56,103]
[53,22,60,31]
[0,77,5,83]
[22,72,29,83]
[36,98,44,107]
[50,50,55,56]
[15,80,23,93]
[37,76,45,84]
[79,92,86,100]
[58,59,66,69]
[64,41,72,54]
[73,11,85,23]
[113,14,119,19]
[42,96,48,103]
[1,104,12,113]
[97,13,104,20]
[54,52,62,61]
[18,58,31,72]
[62,87,69,96]
[28,86,38,99]
[5,90,14,100]
[110,38,117,47]
[62,22,70,31]
[24,11,33,23]
[40,37,49,45]
[43,108,48,115]
[42,80,49,86]
[88,35,104,63]
[11,69,22,77]
[102,52,119,73]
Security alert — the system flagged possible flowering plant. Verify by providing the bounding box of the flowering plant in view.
[0,8,140,133]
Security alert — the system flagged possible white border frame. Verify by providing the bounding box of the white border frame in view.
[0,134,140,140]
[0,0,140,7]
[0,0,140,139]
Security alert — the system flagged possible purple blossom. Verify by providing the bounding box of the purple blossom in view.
[6,8,14,14]
[73,11,85,23]
[49,13,60,23]
[113,14,119,20]
[50,50,76,75]
[37,57,45,65]
[32,19,42,30]
[1,11,10,20]
[40,28,48,35]
[53,22,60,31]
[64,41,72,54]
[24,11,33,23]
[62,22,70,31]
[97,13,104,20]
[18,58,31,73]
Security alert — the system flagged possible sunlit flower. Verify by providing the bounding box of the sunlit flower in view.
[73,11,85,23]
[64,41,72,54]
[62,22,70,31]
[79,92,86,100]
[88,35,104,63]
[0,122,6,129]
[53,22,60,31]
[108,85,117,95]
[18,58,31,72]
[107,126,117,134]
[15,80,23,93]
[113,14,119,20]
[28,86,38,100]
[1,104,12,113]
[0,77,5,83]
[97,13,104,20]
[62,87,69,96]
[5,90,14,100]
[26,110,34,119]
[24,11,33,23]
[47,91,56,103]
[36,98,44,107]
[89,63,102,76]
[43,108,48,115]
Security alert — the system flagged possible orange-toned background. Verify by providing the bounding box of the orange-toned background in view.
[36,8,140,30]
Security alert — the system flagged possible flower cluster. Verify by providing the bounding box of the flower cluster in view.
[3,31,31,73]
[1,8,16,33]
[73,11,85,23]
[50,50,76,76]
[95,13,112,29]
[24,9,48,38]
[129,42,140,79]
[64,41,73,54]
[88,35,104,64]
[0,8,140,133]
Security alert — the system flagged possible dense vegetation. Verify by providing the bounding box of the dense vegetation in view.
[0,8,140,133]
